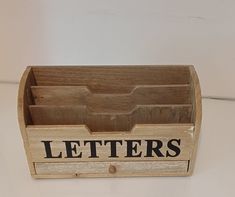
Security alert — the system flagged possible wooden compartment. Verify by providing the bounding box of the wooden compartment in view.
[18,66,201,178]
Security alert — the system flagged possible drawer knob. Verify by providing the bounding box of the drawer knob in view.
[109,165,117,174]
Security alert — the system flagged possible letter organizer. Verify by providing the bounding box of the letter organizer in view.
[18,66,202,178]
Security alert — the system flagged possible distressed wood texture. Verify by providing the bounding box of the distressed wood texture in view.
[35,161,189,178]
[17,65,202,178]
[31,85,192,108]
[18,67,36,175]
[29,105,193,132]
[32,66,191,92]
[187,66,202,175]
[26,124,194,162]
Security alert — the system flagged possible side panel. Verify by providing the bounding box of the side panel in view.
[188,66,202,175]
[18,66,36,175]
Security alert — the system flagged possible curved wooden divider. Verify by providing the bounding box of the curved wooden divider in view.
[29,104,192,132]
[31,84,191,112]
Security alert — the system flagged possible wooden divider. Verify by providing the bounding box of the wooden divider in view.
[32,66,191,93]
[28,67,193,132]
[31,85,191,112]
[29,104,192,132]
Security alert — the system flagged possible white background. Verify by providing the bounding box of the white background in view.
[0,1,235,197]
[0,0,235,98]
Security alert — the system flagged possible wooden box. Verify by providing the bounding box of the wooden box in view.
[18,66,201,178]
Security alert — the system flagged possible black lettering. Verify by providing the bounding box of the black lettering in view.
[41,140,62,158]
[145,140,164,157]
[125,140,142,157]
[84,140,102,158]
[63,141,82,158]
[166,139,181,157]
[104,140,122,158]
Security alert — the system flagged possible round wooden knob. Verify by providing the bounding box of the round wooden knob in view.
[109,165,117,174]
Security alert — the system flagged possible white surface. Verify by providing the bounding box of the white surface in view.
[0,83,235,197]
[1,0,235,97]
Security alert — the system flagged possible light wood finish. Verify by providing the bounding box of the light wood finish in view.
[26,124,194,162]
[32,66,191,93]
[35,160,188,177]
[17,67,36,175]
[31,85,191,109]
[187,66,202,175]
[18,65,201,178]
[29,105,192,131]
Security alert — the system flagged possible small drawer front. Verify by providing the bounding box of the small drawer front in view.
[26,125,194,163]
[35,161,189,177]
